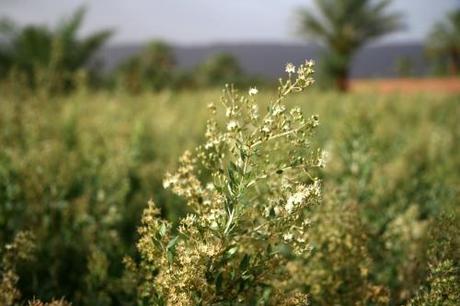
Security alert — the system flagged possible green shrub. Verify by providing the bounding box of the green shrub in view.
[130,61,318,304]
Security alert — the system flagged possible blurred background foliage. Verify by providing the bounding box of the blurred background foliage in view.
[426,9,460,76]
[0,5,458,95]
[0,7,112,95]
[0,89,458,305]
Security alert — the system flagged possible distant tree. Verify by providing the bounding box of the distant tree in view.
[196,53,244,87]
[142,41,176,90]
[297,0,403,91]
[117,56,144,94]
[117,41,176,93]
[395,56,414,77]
[427,9,460,76]
[0,7,112,92]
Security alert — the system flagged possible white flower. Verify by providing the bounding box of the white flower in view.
[311,115,319,127]
[248,87,258,96]
[283,233,294,241]
[310,179,321,197]
[306,59,315,67]
[284,183,319,213]
[261,126,271,134]
[285,201,294,214]
[182,214,197,227]
[207,103,216,113]
[285,63,296,74]
[226,120,239,131]
[204,141,214,150]
[225,107,236,117]
[162,174,178,189]
[250,104,259,119]
[281,178,292,191]
[290,107,301,116]
[286,192,305,213]
[317,150,329,168]
[264,206,271,217]
[272,105,286,116]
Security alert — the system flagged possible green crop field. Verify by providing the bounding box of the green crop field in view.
[1,84,459,305]
[1,0,460,304]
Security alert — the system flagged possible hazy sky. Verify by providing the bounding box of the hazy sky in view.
[1,0,459,45]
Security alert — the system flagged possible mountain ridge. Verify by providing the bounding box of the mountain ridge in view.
[93,42,428,79]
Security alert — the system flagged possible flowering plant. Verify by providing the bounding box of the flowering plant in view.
[131,61,325,305]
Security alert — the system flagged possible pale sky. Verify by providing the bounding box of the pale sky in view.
[1,0,459,45]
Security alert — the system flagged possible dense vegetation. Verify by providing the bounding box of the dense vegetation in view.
[1,0,459,303]
[0,59,459,305]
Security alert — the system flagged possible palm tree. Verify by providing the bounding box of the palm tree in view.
[196,53,243,87]
[0,7,112,91]
[142,41,176,90]
[117,40,176,92]
[297,0,403,91]
[427,9,460,76]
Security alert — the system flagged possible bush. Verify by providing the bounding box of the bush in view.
[129,61,318,304]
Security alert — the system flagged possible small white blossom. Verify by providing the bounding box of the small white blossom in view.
[261,126,271,134]
[272,105,286,116]
[286,192,305,213]
[207,103,216,114]
[284,183,320,214]
[306,59,315,67]
[264,206,271,217]
[248,87,258,96]
[250,104,259,119]
[317,150,329,168]
[311,115,319,127]
[226,120,240,131]
[163,174,178,189]
[309,180,321,197]
[182,214,197,227]
[204,141,213,150]
[226,107,238,117]
[283,233,294,241]
[285,63,296,74]
[302,219,312,227]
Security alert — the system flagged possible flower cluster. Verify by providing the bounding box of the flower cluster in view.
[134,60,322,305]
[0,232,35,306]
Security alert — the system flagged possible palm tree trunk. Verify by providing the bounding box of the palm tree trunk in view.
[336,68,350,92]
[449,49,460,76]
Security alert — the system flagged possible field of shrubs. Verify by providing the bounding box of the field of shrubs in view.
[0,65,459,305]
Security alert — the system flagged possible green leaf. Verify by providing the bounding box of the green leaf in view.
[215,272,223,292]
[225,246,238,259]
[158,223,166,237]
[262,287,272,303]
[227,163,238,195]
[166,235,179,250]
[229,161,239,174]
[166,250,174,264]
[239,254,250,271]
